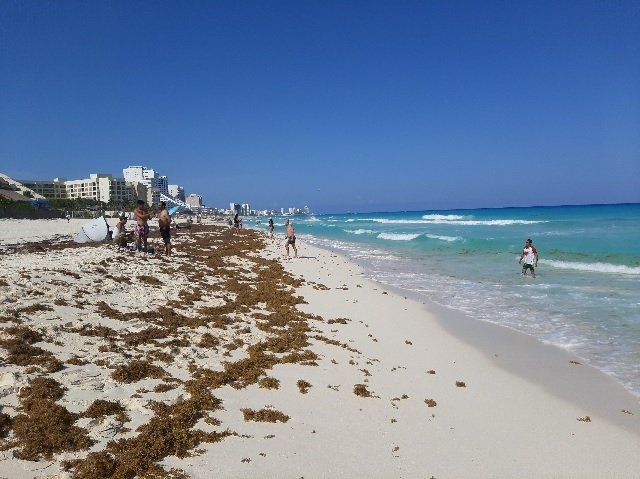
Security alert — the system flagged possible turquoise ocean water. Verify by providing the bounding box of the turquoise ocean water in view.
[251,204,640,396]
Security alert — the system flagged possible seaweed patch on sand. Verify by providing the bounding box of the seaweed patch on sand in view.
[0,226,342,478]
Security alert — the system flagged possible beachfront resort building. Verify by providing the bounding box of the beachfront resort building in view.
[228,203,253,216]
[20,173,143,204]
[123,165,192,207]
[11,177,65,200]
[123,166,170,196]
[14,167,196,209]
[187,194,204,210]
[168,184,185,202]
[66,174,131,203]
[0,173,46,202]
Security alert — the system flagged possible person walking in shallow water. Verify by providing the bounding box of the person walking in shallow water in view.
[519,238,538,278]
[284,219,297,259]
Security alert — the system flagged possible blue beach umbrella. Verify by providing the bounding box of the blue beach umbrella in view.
[168,206,183,216]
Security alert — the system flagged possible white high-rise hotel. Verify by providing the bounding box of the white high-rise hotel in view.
[122,166,169,196]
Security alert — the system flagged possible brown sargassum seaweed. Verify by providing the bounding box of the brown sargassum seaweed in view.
[0,226,341,478]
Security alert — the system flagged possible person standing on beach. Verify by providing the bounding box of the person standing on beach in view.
[133,200,153,252]
[268,217,274,239]
[519,238,538,278]
[284,219,297,258]
[158,202,172,256]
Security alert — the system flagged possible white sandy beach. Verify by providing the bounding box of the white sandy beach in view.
[0,218,96,246]
[0,219,638,478]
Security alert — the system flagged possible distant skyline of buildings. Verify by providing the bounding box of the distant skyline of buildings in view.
[10,167,311,216]
[18,166,196,210]
[229,202,312,217]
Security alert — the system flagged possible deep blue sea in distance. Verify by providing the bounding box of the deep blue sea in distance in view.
[248,203,640,397]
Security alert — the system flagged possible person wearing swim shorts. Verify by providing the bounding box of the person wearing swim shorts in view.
[158,201,172,256]
[133,199,153,253]
[284,219,297,259]
[519,238,539,278]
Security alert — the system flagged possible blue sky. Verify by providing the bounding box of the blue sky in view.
[1,0,638,213]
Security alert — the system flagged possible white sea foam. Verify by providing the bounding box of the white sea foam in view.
[345,229,375,235]
[367,218,547,226]
[541,259,640,275]
[421,214,468,220]
[377,233,421,241]
[425,234,462,242]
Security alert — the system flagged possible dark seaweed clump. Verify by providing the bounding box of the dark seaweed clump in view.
[11,377,92,460]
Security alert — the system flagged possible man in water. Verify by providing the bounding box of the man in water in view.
[284,219,297,259]
[158,202,171,256]
[519,238,538,278]
[133,200,153,253]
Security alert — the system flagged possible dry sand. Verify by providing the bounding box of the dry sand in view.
[0,219,638,478]
[0,218,95,247]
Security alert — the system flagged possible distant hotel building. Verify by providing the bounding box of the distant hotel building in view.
[187,194,204,210]
[21,173,142,204]
[123,166,168,195]
[19,166,196,209]
[168,184,185,202]
[228,202,251,215]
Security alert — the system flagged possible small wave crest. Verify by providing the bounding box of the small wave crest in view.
[368,218,547,226]
[425,234,462,242]
[421,214,468,220]
[429,219,548,226]
[345,229,375,235]
[541,259,640,275]
[377,233,421,241]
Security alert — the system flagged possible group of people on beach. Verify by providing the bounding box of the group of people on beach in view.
[113,200,299,261]
[232,213,296,259]
[114,203,536,272]
[250,215,297,259]
[113,200,172,256]
[113,202,536,274]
